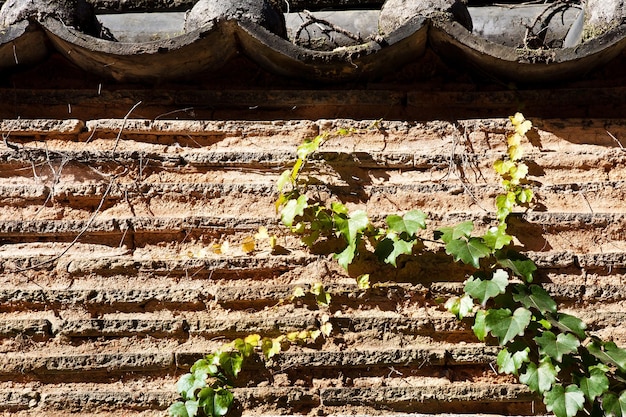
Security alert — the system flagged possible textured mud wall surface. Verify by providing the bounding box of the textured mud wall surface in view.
[1,117,626,416]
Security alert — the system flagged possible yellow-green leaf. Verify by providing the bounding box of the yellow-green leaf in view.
[292,287,306,298]
[241,236,255,254]
[508,132,523,148]
[445,294,474,319]
[508,144,524,161]
[244,334,261,347]
[261,337,282,359]
[310,282,331,306]
[357,274,370,290]
[276,169,292,193]
[320,322,333,337]
[280,195,308,227]
[494,159,515,175]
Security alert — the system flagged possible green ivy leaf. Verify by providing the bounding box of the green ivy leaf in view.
[378,238,414,267]
[482,224,512,251]
[197,387,215,416]
[519,358,557,393]
[311,207,333,232]
[386,210,427,237]
[185,400,199,417]
[535,331,580,363]
[218,351,244,379]
[603,391,626,417]
[588,340,626,373]
[403,209,427,232]
[169,401,190,417]
[464,269,508,306]
[176,374,194,396]
[577,365,610,402]
[374,237,393,262]
[233,338,254,358]
[334,210,369,244]
[445,294,474,320]
[497,346,529,375]
[513,284,557,314]
[177,373,206,401]
[311,282,331,306]
[335,242,357,270]
[548,313,587,340]
[544,384,585,417]
[472,309,487,341]
[485,307,532,345]
[281,195,308,227]
[495,250,537,282]
[436,221,474,244]
[213,389,234,416]
[191,358,217,378]
[453,221,475,238]
[445,237,491,269]
[300,230,320,247]
[331,201,348,215]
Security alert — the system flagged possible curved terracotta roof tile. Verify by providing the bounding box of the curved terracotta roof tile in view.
[0,20,49,69]
[430,19,626,83]
[184,0,287,38]
[40,17,237,82]
[0,0,624,83]
[236,16,427,81]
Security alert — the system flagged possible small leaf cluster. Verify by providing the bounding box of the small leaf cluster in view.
[493,113,534,225]
[169,335,259,417]
[169,330,325,417]
[292,282,334,308]
[280,199,427,271]
[276,125,428,271]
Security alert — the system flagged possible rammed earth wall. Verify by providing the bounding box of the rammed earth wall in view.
[1,116,626,416]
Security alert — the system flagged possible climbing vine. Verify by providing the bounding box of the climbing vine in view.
[169,321,330,417]
[171,114,626,417]
[275,125,427,271]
